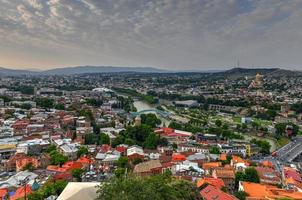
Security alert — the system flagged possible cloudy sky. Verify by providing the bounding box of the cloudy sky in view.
[0,0,302,70]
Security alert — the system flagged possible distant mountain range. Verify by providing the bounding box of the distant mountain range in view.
[0,66,300,76]
[0,66,167,76]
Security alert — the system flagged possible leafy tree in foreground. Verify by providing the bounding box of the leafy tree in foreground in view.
[117,156,129,168]
[96,173,201,200]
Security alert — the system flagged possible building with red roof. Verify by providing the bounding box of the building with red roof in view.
[154,128,192,144]
[16,157,39,172]
[283,167,302,183]
[197,177,225,189]
[77,156,92,164]
[77,156,93,169]
[62,161,83,171]
[256,166,281,185]
[47,161,83,173]
[200,185,238,200]
[116,145,128,154]
[172,153,186,162]
[0,188,8,199]
[10,185,32,200]
[100,144,111,153]
[53,173,73,181]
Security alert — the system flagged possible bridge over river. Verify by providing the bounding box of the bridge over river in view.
[130,109,171,118]
[275,136,302,163]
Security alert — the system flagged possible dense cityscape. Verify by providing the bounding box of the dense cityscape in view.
[0,68,299,199]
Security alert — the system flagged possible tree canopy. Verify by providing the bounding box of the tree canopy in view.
[235,167,260,188]
[77,146,88,158]
[140,113,161,128]
[49,150,68,166]
[96,173,201,200]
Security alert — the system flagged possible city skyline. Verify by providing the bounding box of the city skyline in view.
[1,0,302,70]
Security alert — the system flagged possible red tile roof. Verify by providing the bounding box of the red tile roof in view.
[11,185,32,200]
[116,146,127,153]
[284,167,301,182]
[172,153,186,162]
[62,161,83,171]
[77,156,93,164]
[197,177,225,189]
[0,188,8,198]
[200,185,237,200]
[53,173,72,180]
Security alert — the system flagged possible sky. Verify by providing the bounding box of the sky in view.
[0,0,302,71]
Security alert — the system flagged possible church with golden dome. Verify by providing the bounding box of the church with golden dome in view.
[249,73,264,89]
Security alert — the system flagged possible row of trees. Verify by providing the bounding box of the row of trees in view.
[169,121,203,134]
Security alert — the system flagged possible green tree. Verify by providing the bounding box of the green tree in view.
[235,171,245,188]
[79,109,94,121]
[52,180,68,196]
[35,98,54,109]
[85,133,98,144]
[209,146,220,154]
[159,137,169,146]
[55,103,65,110]
[124,138,135,146]
[169,121,182,130]
[50,150,68,166]
[99,133,110,145]
[77,146,88,157]
[96,173,201,200]
[117,156,129,168]
[172,143,178,150]
[235,168,260,188]
[28,180,68,199]
[251,139,271,155]
[71,168,84,181]
[132,157,142,165]
[234,191,248,200]
[45,144,56,153]
[28,191,44,200]
[20,103,32,110]
[244,168,260,183]
[86,98,103,107]
[215,119,222,127]
[143,133,160,149]
[140,113,161,128]
[114,168,126,178]
[22,162,35,171]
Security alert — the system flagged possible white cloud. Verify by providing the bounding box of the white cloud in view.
[0,0,302,69]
